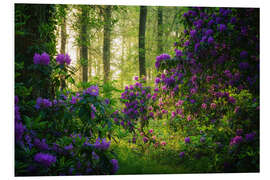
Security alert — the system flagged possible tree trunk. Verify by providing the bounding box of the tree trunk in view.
[15,4,56,99]
[120,36,125,89]
[139,6,147,79]
[157,6,163,54]
[97,57,101,77]
[103,6,112,84]
[88,51,92,80]
[80,7,88,83]
[60,7,67,54]
[60,5,67,90]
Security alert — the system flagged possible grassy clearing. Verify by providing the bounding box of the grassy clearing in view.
[110,119,193,174]
[111,142,189,175]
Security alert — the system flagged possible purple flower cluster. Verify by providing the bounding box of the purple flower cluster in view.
[240,51,248,59]
[24,134,33,149]
[92,151,99,160]
[155,77,161,84]
[15,96,25,142]
[179,152,185,158]
[201,103,207,109]
[143,137,149,143]
[185,137,191,143]
[155,54,171,69]
[228,96,236,104]
[236,129,243,136]
[218,24,227,31]
[35,97,52,109]
[239,62,249,70]
[15,104,21,122]
[245,132,256,141]
[175,49,183,57]
[120,82,155,130]
[34,138,49,150]
[83,85,99,96]
[230,136,243,146]
[56,53,71,65]
[33,52,50,65]
[15,121,25,142]
[70,96,79,104]
[110,159,119,174]
[34,153,56,167]
[91,104,97,119]
[205,29,213,36]
[190,29,197,38]
[224,70,232,79]
[94,138,111,150]
[134,76,139,81]
[64,143,73,151]
[208,36,214,44]
[156,71,183,92]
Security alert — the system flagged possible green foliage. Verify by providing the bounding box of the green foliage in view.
[15,5,259,176]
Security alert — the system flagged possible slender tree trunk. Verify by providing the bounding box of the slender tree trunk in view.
[60,12,67,54]
[97,57,101,77]
[120,36,125,89]
[88,51,92,80]
[103,5,112,84]
[163,8,179,51]
[80,7,88,83]
[139,6,147,79]
[60,6,67,90]
[76,47,81,81]
[157,6,163,54]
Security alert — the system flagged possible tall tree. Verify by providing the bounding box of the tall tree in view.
[157,6,163,54]
[80,6,89,83]
[88,51,92,80]
[103,5,112,84]
[60,5,67,54]
[15,4,57,99]
[59,5,67,90]
[138,6,147,79]
[120,35,125,89]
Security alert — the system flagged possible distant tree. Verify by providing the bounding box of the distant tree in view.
[102,5,112,84]
[58,4,68,90]
[80,6,89,83]
[157,6,163,54]
[59,5,67,54]
[138,6,147,79]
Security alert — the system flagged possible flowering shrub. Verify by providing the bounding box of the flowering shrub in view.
[154,7,259,172]
[34,153,56,167]
[33,52,50,65]
[56,53,71,65]
[16,88,119,175]
[117,77,157,134]
[15,53,119,176]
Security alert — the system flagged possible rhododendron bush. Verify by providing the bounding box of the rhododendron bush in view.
[153,7,259,172]
[15,53,119,176]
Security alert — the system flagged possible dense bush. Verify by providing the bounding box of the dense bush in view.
[15,53,119,176]
[153,7,259,172]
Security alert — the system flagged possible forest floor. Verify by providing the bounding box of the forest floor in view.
[112,142,189,175]
[110,119,197,175]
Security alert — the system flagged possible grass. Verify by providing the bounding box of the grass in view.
[110,119,193,175]
[111,142,189,175]
[110,118,221,174]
